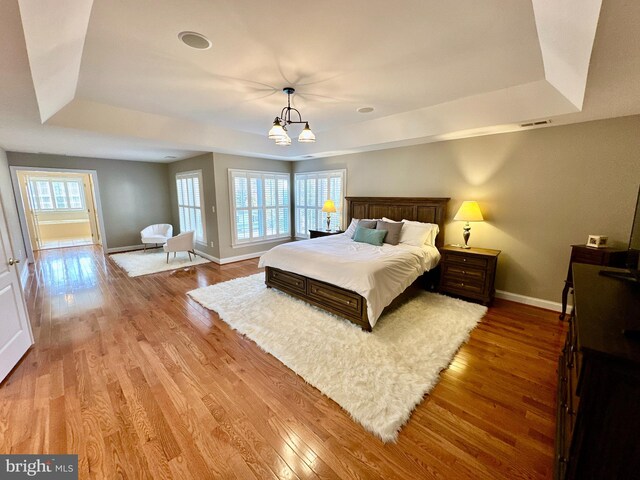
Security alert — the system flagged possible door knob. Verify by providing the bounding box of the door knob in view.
[8,257,20,266]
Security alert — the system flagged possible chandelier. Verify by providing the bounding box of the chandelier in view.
[268,87,316,145]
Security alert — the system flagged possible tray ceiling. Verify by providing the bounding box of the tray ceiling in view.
[2,0,637,161]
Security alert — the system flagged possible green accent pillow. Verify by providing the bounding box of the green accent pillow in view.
[353,226,387,246]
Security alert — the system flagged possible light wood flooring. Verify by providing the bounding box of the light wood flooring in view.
[0,245,566,479]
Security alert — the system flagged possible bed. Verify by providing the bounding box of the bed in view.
[259,197,449,331]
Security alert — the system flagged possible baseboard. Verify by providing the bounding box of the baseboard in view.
[107,244,147,254]
[495,290,567,312]
[220,250,268,265]
[194,249,267,265]
[194,250,221,264]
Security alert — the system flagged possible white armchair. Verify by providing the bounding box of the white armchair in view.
[141,224,173,251]
[163,231,196,263]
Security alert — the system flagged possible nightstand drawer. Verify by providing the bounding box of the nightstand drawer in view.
[441,277,485,294]
[443,252,488,269]
[442,263,486,283]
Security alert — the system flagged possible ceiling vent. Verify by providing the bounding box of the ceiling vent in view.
[520,119,551,127]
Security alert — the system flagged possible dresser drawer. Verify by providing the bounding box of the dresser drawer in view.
[308,279,363,316]
[571,249,605,265]
[444,252,489,269]
[266,268,306,295]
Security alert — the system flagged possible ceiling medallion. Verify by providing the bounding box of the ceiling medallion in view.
[268,87,316,145]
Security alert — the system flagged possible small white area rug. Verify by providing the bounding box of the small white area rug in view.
[110,250,210,277]
[188,273,487,442]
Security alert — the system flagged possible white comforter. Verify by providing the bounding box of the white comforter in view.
[258,234,440,327]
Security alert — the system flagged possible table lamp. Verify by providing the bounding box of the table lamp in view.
[322,199,337,231]
[454,201,484,248]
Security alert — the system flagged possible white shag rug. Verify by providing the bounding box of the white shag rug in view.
[188,273,487,442]
[110,250,210,277]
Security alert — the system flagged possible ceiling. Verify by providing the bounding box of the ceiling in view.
[1,0,638,162]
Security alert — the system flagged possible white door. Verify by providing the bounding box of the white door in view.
[0,197,33,382]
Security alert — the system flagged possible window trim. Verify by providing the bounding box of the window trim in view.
[228,169,291,247]
[294,169,347,239]
[175,170,207,244]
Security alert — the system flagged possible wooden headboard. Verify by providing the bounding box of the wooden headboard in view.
[345,197,450,249]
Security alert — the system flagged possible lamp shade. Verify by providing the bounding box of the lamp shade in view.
[275,132,292,146]
[298,122,316,143]
[268,118,286,139]
[322,199,337,213]
[454,201,484,222]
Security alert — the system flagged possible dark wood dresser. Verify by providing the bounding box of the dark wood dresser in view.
[309,229,344,239]
[438,245,500,305]
[555,263,640,479]
[559,244,628,319]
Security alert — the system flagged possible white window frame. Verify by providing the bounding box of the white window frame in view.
[228,169,291,246]
[28,177,86,212]
[294,169,347,238]
[176,170,207,244]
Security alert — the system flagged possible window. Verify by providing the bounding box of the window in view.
[294,170,346,238]
[29,178,85,211]
[176,171,206,244]
[229,169,290,245]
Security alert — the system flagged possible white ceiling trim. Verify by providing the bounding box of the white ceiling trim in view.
[48,80,578,161]
[302,79,578,159]
[48,99,293,160]
[18,0,94,123]
[532,0,602,110]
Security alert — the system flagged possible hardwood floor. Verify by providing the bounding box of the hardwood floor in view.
[0,246,566,479]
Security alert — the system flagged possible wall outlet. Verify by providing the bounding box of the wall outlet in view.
[211,206,215,214]
[210,241,215,248]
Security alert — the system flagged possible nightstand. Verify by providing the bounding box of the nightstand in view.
[309,229,344,239]
[439,245,501,305]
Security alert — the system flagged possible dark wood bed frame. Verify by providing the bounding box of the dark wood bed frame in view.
[265,197,450,331]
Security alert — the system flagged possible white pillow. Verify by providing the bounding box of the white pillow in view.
[344,218,359,238]
[397,222,432,247]
[384,217,439,246]
[402,219,440,246]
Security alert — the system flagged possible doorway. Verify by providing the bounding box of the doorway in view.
[12,168,105,257]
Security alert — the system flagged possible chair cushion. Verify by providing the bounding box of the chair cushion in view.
[142,235,169,243]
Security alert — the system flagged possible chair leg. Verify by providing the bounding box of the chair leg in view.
[143,244,146,252]
[188,251,192,261]
[174,252,177,258]
[166,252,169,264]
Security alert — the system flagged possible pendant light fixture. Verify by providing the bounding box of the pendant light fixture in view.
[268,87,316,145]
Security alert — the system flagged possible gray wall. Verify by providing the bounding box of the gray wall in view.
[213,153,292,259]
[0,148,27,276]
[7,152,172,249]
[168,153,219,258]
[294,115,640,303]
